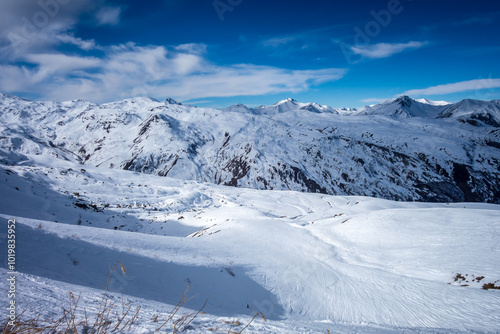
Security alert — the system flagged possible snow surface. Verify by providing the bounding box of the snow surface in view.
[1,155,499,333]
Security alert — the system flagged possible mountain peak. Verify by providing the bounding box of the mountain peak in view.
[0,93,29,102]
[395,95,414,107]
[274,98,298,105]
[223,103,251,113]
[164,97,182,105]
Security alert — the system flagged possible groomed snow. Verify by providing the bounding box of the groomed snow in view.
[1,156,499,333]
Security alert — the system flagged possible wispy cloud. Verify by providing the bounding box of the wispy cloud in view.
[351,41,428,59]
[0,43,347,102]
[95,6,122,25]
[181,99,214,105]
[460,16,495,25]
[260,25,350,56]
[402,78,500,96]
[360,98,390,104]
[262,36,300,48]
[174,43,207,55]
[25,53,101,82]
[0,2,347,103]
[0,53,101,93]
[0,0,102,59]
[454,13,499,26]
[56,34,97,51]
[0,0,125,62]
[260,33,314,56]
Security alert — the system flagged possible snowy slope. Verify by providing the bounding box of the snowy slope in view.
[0,93,499,205]
[1,156,499,333]
[437,98,500,127]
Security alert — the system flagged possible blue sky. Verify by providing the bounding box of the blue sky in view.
[0,0,499,108]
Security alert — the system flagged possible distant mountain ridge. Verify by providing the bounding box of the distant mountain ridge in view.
[1,93,499,203]
[356,95,446,118]
[437,99,500,127]
[223,98,347,115]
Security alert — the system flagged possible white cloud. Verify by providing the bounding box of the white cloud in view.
[25,53,100,82]
[0,65,33,92]
[106,44,169,78]
[0,2,347,103]
[0,0,109,60]
[0,42,347,103]
[0,53,100,94]
[174,43,207,55]
[0,1,347,103]
[402,78,500,96]
[173,54,204,75]
[148,65,346,100]
[351,41,427,59]
[56,34,97,50]
[262,36,299,48]
[0,53,99,94]
[95,6,121,25]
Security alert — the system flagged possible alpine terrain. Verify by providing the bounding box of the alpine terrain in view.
[0,93,499,333]
[1,93,499,203]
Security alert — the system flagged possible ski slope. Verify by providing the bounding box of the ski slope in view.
[1,155,499,333]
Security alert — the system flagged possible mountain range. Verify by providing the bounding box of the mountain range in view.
[1,93,499,203]
[1,92,500,333]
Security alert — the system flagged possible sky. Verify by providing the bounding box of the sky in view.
[0,0,499,109]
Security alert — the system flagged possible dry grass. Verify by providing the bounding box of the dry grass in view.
[153,285,209,333]
[1,261,139,334]
[1,261,262,334]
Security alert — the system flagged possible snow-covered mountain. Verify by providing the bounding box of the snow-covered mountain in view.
[437,98,500,127]
[224,98,342,115]
[0,92,499,333]
[356,95,447,118]
[0,93,499,203]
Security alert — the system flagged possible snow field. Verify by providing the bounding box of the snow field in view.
[1,157,499,332]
